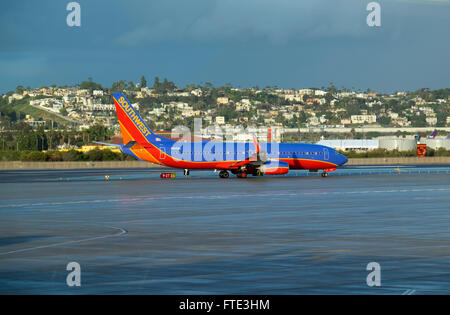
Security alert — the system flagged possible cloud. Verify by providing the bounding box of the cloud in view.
[0,54,47,78]
[397,0,450,3]
[115,0,370,46]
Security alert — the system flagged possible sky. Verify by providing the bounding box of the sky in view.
[1,0,450,93]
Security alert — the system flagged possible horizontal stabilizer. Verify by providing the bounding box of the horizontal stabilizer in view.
[123,140,137,149]
[92,141,121,147]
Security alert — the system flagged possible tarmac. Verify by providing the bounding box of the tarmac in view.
[0,166,449,294]
[1,156,450,170]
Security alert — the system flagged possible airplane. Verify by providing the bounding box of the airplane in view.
[97,92,348,178]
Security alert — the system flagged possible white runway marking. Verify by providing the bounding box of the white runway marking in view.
[1,187,449,209]
[402,289,416,295]
[0,226,127,256]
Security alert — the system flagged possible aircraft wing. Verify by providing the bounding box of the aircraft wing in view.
[229,156,258,168]
[228,135,267,168]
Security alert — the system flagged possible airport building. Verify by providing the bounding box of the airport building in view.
[378,138,417,151]
[421,139,450,150]
[316,139,379,151]
[319,137,450,152]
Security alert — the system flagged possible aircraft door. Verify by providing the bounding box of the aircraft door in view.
[324,148,329,161]
[160,147,166,160]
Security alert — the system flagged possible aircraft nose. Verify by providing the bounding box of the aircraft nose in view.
[339,154,348,166]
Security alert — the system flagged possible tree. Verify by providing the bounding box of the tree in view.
[80,79,103,92]
[411,114,427,127]
[140,75,147,88]
[86,149,103,161]
[85,124,112,141]
[162,78,176,92]
[326,82,337,95]
[16,85,24,95]
[275,112,285,124]
[378,116,391,126]
[153,77,176,94]
[153,77,160,90]
[111,80,126,92]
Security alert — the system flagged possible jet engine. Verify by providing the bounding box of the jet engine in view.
[259,161,289,175]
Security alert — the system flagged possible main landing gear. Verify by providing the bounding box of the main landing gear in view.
[321,170,328,177]
[184,169,190,176]
[220,167,260,179]
[254,170,263,177]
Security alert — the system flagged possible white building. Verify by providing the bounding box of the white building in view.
[190,89,203,97]
[90,104,115,111]
[181,108,195,117]
[52,103,63,111]
[217,97,229,105]
[392,117,411,127]
[426,116,437,126]
[93,90,104,97]
[388,112,399,119]
[150,108,165,116]
[308,116,320,126]
[284,94,303,102]
[216,116,225,124]
[283,113,295,120]
[8,93,24,103]
[351,115,377,124]
[419,106,435,115]
[236,100,252,111]
[355,93,369,99]
[337,91,355,98]
[317,139,379,151]
[299,89,314,96]
[314,90,327,96]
